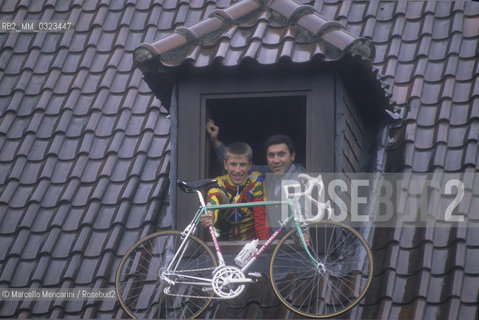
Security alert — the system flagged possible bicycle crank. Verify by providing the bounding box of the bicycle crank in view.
[211,266,253,299]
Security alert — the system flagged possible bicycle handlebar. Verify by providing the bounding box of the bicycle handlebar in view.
[283,173,332,223]
[282,173,323,198]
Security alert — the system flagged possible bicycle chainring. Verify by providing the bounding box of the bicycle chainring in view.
[211,266,246,299]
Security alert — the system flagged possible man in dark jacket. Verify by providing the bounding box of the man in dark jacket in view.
[206,119,305,176]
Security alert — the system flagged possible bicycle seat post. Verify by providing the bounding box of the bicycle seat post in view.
[196,189,206,207]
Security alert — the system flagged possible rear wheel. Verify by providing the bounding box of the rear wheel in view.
[116,231,217,319]
[270,221,373,318]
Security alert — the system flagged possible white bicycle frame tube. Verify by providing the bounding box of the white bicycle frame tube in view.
[166,174,327,286]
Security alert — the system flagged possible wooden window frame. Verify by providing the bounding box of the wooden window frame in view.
[175,69,335,229]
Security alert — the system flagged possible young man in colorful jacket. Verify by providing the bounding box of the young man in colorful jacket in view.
[200,142,270,241]
[205,121,310,244]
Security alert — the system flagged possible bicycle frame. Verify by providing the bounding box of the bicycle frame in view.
[116,174,372,319]
[204,199,314,270]
[163,190,318,289]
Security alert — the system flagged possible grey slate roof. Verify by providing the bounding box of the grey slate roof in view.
[1,0,479,319]
[0,0,172,318]
[133,0,479,318]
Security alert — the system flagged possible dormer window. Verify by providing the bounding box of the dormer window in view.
[134,0,392,229]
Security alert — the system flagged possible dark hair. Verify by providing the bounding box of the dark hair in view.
[224,142,253,161]
[264,134,295,154]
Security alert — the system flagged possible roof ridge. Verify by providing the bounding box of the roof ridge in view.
[268,0,374,61]
[133,0,395,113]
[135,0,264,66]
[136,0,375,67]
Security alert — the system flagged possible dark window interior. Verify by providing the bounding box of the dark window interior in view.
[206,96,306,177]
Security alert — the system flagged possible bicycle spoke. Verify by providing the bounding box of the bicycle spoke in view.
[270,221,373,318]
[116,231,216,319]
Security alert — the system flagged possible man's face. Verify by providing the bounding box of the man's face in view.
[266,143,295,175]
[224,154,252,186]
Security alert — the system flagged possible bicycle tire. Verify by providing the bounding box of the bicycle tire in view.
[116,231,217,319]
[270,221,373,318]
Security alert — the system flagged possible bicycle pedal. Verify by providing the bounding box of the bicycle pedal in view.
[247,272,262,278]
[202,287,213,292]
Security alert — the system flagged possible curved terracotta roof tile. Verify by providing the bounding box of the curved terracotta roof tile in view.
[135,0,375,70]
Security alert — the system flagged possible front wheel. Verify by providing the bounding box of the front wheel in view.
[116,231,217,319]
[270,221,373,318]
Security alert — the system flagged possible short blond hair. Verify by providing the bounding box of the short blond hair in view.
[224,142,253,161]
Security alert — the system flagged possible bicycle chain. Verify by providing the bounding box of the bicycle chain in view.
[163,267,249,300]
[164,288,223,300]
[162,267,222,300]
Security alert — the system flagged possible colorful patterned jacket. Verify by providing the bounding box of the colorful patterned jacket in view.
[206,171,270,241]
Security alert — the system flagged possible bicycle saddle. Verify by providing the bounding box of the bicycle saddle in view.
[177,178,217,193]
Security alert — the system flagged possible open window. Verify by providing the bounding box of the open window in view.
[205,95,307,177]
[176,69,336,230]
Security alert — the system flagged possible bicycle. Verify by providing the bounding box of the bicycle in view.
[115,174,373,319]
